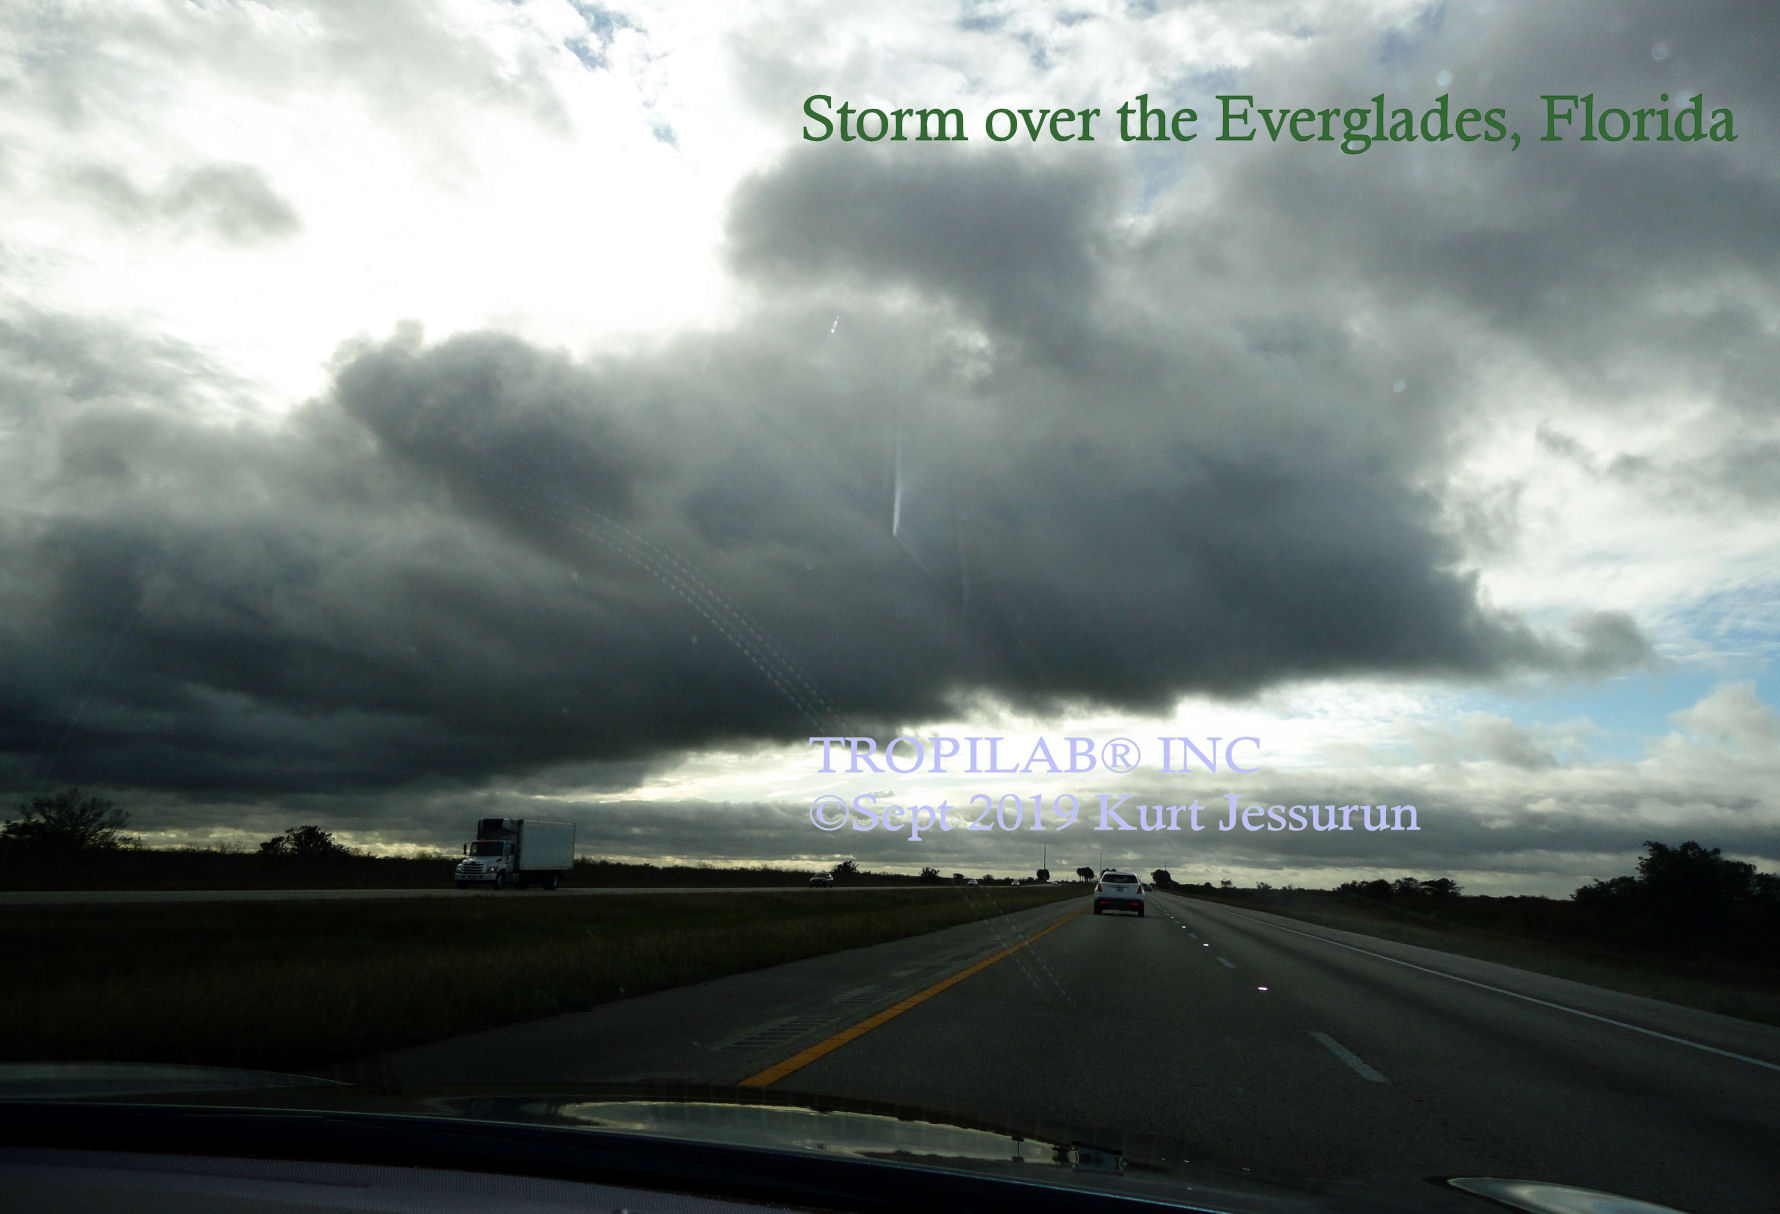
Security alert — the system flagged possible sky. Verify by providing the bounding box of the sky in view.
[2,0,1777,894]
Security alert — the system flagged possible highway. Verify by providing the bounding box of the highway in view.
[339,890,1780,1213]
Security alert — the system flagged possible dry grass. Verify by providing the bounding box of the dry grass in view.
[6,886,1076,1070]
[0,848,871,890]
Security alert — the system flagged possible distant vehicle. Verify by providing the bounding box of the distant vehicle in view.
[965,879,979,886]
[454,818,574,890]
[1008,878,1022,886]
[1094,871,1146,917]
[809,873,834,887]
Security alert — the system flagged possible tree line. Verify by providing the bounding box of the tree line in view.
[6,790,1775,942]
[0,789,352,858]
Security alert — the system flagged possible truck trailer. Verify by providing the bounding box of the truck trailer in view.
[454,818,575,890]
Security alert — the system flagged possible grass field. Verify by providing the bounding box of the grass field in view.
[0,848,867,890]
[1174,888,1780,1027]
[5,884,1078,1071]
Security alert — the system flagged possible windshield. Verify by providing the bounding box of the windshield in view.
[4,4,1778,1214]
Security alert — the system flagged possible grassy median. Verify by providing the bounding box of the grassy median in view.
[6,885,1078,1071]
[1,849,888,890]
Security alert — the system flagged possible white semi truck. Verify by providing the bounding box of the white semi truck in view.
[454,818,575,890]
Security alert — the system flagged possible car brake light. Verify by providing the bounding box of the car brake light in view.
[1094,882,1101,892]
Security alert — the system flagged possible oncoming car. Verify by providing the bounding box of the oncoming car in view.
[1093,872,1146,917]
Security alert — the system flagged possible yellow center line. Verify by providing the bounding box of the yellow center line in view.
[740,907,1087,1088]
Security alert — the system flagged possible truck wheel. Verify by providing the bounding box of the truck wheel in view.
[492,872,505,891]
[545,873,561,891]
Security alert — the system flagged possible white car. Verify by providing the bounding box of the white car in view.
[1093,872,1146,917]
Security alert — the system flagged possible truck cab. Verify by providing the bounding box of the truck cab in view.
[455,837,515,889]
[454,818,573,890]
[455,834,516,890]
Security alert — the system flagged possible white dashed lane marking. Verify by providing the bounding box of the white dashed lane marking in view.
[1311,1031,1389,1083]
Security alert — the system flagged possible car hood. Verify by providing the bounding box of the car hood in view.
[0,1064,1696,1214]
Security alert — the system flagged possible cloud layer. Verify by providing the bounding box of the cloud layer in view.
[1,0,1775,888]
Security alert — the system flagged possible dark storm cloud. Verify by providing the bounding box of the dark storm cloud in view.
[1,313,975,798]
[34,1,1780,822]
[1182,0,1780,401]
[728,150,1118,356]
[4,289,1629,807]
[332,330,646,522]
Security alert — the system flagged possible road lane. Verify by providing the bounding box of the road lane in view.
[1179,896,1780,1069]
[768,891,1409,1176]
[341,889,1780,1213]
[333,892,1085,1090]
[1144,895,1780,1212]
[740,909,1088,1087]
[748,892,1780,1213]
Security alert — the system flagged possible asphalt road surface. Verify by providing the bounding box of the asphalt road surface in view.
[337,891,1780,1213]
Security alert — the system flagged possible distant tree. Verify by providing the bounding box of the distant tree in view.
[1035,868,1051,882]
[831,858,859,879]
[1755,872,1780,910]
[919,866,941,883]
[1422,877,1462,899]
[1151,869,1172,887]
[1575,840,1764,938]
[259,825,351,858]
[1219,878,1233,889]
[982,873,995,884]
[1572,874,1640,908]
[952,872,966,883]
[1254,880,1271,892]
[1,789,135,851]
[1637,841,1758,932]
[1075,866,1094,881]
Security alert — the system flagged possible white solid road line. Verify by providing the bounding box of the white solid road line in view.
[1216,904,1780,1076]
[1217,956,1236,969]
[1310,1031,1389,1083]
